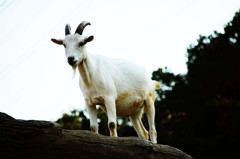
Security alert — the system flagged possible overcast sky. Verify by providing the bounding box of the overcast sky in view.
[0,0,239,121]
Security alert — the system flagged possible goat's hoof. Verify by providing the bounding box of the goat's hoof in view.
[109,122,116,130]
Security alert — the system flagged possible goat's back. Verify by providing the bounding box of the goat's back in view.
[91,54,154,96]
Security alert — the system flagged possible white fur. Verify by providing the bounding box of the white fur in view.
[52,27,160,143]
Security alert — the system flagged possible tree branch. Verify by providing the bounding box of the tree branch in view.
[0,112,193,159]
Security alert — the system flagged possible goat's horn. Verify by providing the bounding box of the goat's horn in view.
[65,24,71,35]
[75,21,91,35]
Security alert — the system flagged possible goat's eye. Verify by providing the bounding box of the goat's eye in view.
[78,41,85,47]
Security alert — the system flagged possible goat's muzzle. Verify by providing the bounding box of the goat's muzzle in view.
[67,56,77,66]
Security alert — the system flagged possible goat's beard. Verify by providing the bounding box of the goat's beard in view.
[72,65,77,78]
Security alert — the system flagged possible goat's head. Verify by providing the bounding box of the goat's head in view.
[51,21,94,67]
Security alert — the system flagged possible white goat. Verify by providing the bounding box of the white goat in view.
[51,21,160,143]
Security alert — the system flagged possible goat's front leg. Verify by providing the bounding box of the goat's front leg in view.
[85,100,98,134]
[104,96,118,137]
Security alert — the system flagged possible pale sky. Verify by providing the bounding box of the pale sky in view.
[0,0,239,121]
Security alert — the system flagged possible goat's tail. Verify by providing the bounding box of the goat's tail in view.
[154,80,161,90]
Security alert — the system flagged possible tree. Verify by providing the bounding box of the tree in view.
[152,10,240,159]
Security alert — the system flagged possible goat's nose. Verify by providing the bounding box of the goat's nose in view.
[68,56,75,62]
[67,56,76,66]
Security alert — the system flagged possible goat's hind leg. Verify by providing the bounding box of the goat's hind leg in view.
[145,93,157,143]
[130,112,149,140]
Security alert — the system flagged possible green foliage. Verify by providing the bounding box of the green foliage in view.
[56,109,90,130]
[152,10,240,159]
[56,108,137,137]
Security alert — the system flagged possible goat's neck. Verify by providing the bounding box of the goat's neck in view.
[78,57,91,87]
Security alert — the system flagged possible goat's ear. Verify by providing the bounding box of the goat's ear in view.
[51,38,63,45]
[84,35,94,43]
